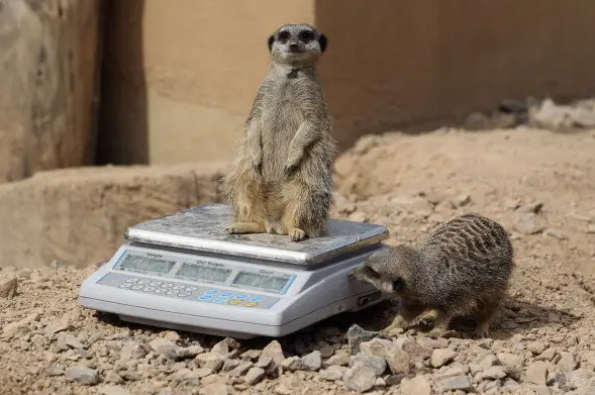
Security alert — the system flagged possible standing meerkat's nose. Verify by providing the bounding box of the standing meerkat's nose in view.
[289,43,299,50]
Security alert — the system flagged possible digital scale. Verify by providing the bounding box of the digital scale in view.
[79,203,391,339]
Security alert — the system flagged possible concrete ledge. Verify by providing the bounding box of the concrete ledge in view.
[0,163,229,269]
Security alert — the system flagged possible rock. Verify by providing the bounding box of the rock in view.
[558,352,578,373]
[347,324,378,355]
[342,364,377,393]
[63,334,84,349]
[2,312,39,339]
[120,341,147,360]
[104,371,124,384]
[244,367,266,385]
[519,202,544,214]
[440,375,474,392]
[385,374,406,386]
[259,340,285,367]
[502,378,521,390]
[401,376,432,395]
[196,353,226,372]
[545,228,567,240]
[302,350,322,371]
[179,345,205,358]
[537,348,558,362]
[149,338,180,359]
[385,344,411,374]
[326,350,350,366]
[199,382,230,395]
[567,369,595,388]
[0,273,18,298]
[320,366,348,381]
[480,366,508,380]
[478,353,500,370]
[162,331,180,342]
[65,366,99,385]
[526,361,549,386]
[281,356,308,372]
[401,339,433,364]
[171,368,201,385]
[0,164,225,269]
[276,374,305,395]
[222,359,240,372]
[348,211,368,223]
[229,362,253,377]
[431,348,457,368]
[44,364,64,377]
[527,341,549,355]
[319,344,335,358]
[498,353,524,371]
[211,337,239,356]
[360,339,391,359]
[241,349,262,361]
[515,214,546,235]
[98,386,133,395]
[350,354,386,376]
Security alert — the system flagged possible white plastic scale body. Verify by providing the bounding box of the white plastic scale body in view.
[79,203,391,339]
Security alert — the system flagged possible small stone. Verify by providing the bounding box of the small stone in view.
[196,353,226,372]
[515,214,546,235]
[319,344,335,358]
[229,362,253,377]
[63,334,85,349]
[326,350,350,366]
[171,368,200,385]
[162,331,180,342]
[385,374,406,386]
[457,195,472,207]
[65,366,99,385]
[0,273,18,298]
[179,345,205,358]
[104,371,124,384]
[342,364,377,393]
[149,338,180,359]
[440,375,474,392]
[222,358,240,372]
[401,376,432,395]
[259,340,285,366]
[196,368,214,378]
[281,356,307,372]
[527,341,548,355]
[347,324,378,355]
[348,212,368,223]
[545,228,567,240]
[557,352,578,373]
[44,364,64,377]
[401,340,432,364]
[497,353,524,371]
[385,344,411,374]
[320,365,348,381]
[240,349,262,361]
[480,366,508,380]
[519,202,544,214]
[567,369,594,388]
[199,382,230,395]
[526,361,549,386]
[350,354,386,376]
[502,378,521,390]
[245,367,266,385]
[478,354,500,370]
[120,341,147,360]
[432,348,457,368]
[537,348,558,362]
[302,350,322,371]
[98,386,133,395]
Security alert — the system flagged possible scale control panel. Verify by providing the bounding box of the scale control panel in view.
[97,272,280,310]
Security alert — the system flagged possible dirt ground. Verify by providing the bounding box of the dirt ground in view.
[1,106,595,395]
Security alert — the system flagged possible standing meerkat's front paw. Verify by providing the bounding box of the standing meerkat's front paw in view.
[288,228,307,241]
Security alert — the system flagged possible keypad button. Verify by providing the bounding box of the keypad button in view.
[199,295,213,301]
[185,287,198,292]
[119,284,132,288]
[149,281,162,286]
[154,289,167,294]
[166,290,179,295]
[229,299,243,305]
[244,302,259,307]
[126,278,138,283]
[234,295,249,300]
[249,296,265,302]
[142,287,156,292]
[220,292,234,298]
[178,292,191,297]
[137,280,149,285]
[212,298,227,304]
[131,285,143,290]
[205,290,219,295]
[161,284,173,288]
[173,285,185,290]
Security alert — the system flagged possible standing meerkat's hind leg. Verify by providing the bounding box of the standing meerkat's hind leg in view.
[281,183,331,242]
[225,180,267,235]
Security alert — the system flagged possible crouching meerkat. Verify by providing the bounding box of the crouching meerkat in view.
[219,24,336,242]
[350,213,514,338]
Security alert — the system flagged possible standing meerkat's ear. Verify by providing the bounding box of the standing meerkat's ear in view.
[318,34,328,52]
[268,35,275,51]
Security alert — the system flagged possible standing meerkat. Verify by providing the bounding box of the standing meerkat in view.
[219,24,335,242]
[350,213,514,338]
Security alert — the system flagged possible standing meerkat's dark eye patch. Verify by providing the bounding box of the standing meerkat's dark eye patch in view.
[299,30,314,43]
[392,278,406,292]
[318,34,328,52]
[278,30,290,42]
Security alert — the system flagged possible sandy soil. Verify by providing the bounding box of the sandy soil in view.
[1,120,595,395]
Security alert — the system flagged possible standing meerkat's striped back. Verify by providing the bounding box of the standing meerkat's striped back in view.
[350,212,514,338]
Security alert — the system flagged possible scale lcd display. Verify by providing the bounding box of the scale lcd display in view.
[118,254,175,274]
[233,272,290,292]
[176,262,231,283]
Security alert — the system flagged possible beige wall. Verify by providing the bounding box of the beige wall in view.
[97,0,595,165]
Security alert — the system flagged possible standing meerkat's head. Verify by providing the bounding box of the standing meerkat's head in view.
[267,24,327,65]
[349,245,422,296]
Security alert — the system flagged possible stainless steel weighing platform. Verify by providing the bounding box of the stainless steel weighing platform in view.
[79,203,391,339]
